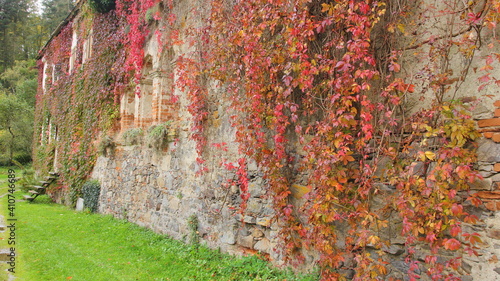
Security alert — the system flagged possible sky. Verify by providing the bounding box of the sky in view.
[34,0,43,14]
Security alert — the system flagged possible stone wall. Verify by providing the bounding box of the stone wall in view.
[37,0,500,279]
[91,13,283,256]
[91,115,500,280]
[467,100,500,280]
[91,133,282,262]
[475,100,500,210]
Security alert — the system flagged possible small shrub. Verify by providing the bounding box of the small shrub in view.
[10,160,38,192]
[82,180,101,212]
[18,168,37,192]
[145,3,160,22]
[146,122,172,150]
[122,128,143,146]
[98,135,116,157]
[13,153,32,165]
[187,214,199,247]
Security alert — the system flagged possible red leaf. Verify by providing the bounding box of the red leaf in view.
[478,73,491,83]
[450,225,461,237]
[451,204,463,216]
[443,238,461,251]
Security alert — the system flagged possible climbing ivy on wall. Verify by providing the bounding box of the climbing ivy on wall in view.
[34,7,127,204]
[204,0,499,279]
[35,0,500,279]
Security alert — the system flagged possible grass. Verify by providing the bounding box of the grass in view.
[0,167,318,281]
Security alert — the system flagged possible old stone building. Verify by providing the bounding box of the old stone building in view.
[35,0,500,279]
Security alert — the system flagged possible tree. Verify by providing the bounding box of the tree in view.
[0,60,38,106]
[0,93,33,164]
[0,60,37,165]
[41,0,75,37]
[0,0,34,71]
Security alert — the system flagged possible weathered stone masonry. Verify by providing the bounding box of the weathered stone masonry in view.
[475,100,500,209]
[36,0,500,279]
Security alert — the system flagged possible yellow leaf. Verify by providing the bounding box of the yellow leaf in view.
[368,235,380,245]
[333,138,341,148]
[321,3,331,13]
[418,151,426,162]
[387,24,395,33]
[397,23,405,33]
[425,151,436,160]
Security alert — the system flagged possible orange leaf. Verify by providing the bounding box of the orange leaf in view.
[443,238,461,250]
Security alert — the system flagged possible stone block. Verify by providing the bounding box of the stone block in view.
[373,156,393,178]
[221,231,236,245]
[473,104,494,120]
[243,215,256,224]
[490,173,500,182]
[254,238,271,253]
[247,198,263,214]
[237,235,255,249]
[247,160,258,171]
[251,228,264,238]
[495,108,500,117]
[338,269,355,279]
[494,100,500,107]
[76,198,84,211]
[469,177,492,190]
[248,180,265,198]
[409,161,426,176]
[479,169,495,178]
[488,229,500,240]
[156,176,165,188]
[477,139,500,162]
[383,244,405,256]
[256,217,272,227]
[478,164,493,172]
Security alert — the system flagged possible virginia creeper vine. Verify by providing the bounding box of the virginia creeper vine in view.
[35,0,500,279]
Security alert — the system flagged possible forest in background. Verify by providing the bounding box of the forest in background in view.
[0,0,74,165]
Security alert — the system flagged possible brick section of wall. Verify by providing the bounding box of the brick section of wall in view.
[120,114,135,131]
[480,101,500,142]
[475,100,500,211]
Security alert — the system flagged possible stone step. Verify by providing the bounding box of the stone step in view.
[28,190,39,195]
[33,186,46,195]
[49,172,59,176]
[40,181,50,186]
[23,195,34,201]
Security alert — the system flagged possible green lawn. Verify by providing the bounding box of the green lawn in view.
[0,168,317,281]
